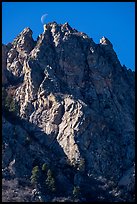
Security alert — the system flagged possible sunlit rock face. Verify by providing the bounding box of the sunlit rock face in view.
[2,22,135,202]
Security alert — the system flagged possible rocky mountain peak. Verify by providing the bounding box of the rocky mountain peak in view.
[2,22,135,202]
[43,21,74,33]
[20,27,33,37]
[12,27,35,54]
[100,36,113,47]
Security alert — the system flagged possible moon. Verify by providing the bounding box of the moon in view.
[41,14,48,24]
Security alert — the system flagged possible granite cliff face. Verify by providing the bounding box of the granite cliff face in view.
[2,22,135,202]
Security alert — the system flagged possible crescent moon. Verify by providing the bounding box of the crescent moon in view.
[41,14,48,24]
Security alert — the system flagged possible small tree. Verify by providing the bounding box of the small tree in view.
[2,87,7,107]
[45,169,56,193]
[78,158,85,172]
[30,166,40,185]
[9,98,18,113]
[2,87,19,116]
[73,186,81,198]
[42,163,47,172]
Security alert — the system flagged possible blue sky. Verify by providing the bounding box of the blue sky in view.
[2,2,135,70]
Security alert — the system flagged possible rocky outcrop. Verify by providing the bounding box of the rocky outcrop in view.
[2,44,11,85]
[2,22,135,202]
